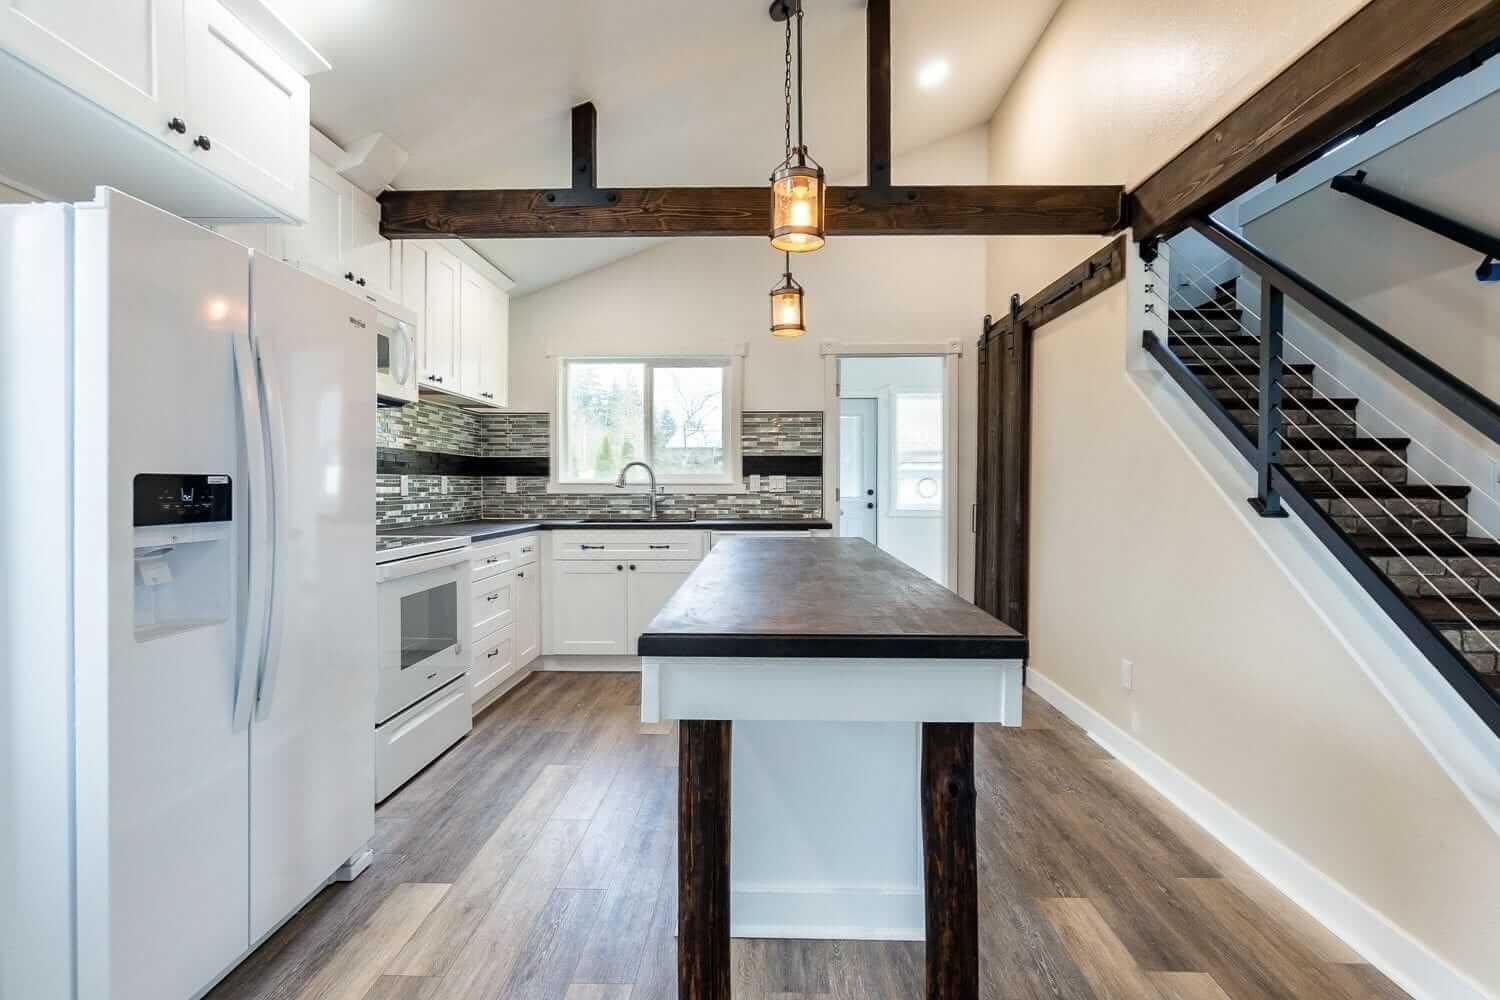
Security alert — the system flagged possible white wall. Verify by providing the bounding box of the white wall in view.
[511,126,989,596]
[840,356,946,582]
[985,0,1500,995]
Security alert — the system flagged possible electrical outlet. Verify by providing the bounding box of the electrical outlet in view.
[749,474,762,493]
[1120,659,1135,691]
[769,475,787,494]
[399,474,409,497]
[505,476,518,494]
[440,475,450,494]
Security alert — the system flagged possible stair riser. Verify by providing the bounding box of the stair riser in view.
[1225,408,1358,438]
[1320,502,1468,540]
[1437,630,1500,677]
[1284,455,1409,486]
[1372,556,1500,600]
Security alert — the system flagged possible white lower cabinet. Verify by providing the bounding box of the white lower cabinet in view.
[626,560,696,654]
[549,531,703,657]
[515,562,541,666]
[468,533,539,711]
[551,561,631,655]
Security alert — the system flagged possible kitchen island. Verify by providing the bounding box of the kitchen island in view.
[638,538,1026,1000]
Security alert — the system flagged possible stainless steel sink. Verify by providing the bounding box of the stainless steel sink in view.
[580,512,697,524]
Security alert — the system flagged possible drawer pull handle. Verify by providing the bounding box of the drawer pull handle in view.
[581,544,604,550]
[648,544,671,550]
[487,649,499,658]
[487,594,499,602]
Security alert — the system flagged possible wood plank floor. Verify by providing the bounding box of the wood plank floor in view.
[207,671,1409,1000]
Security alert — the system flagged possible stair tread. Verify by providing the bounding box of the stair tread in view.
[1224,396,1359,411]
[1294,481,1470,500]
[1357,537,1500,558]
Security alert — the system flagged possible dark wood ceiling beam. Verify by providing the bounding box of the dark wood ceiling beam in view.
[1130,0,1500,239]
[867,0,892,188]
[378,184,1125,239]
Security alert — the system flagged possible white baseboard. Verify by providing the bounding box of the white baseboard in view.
[1026,669,1493,1000]
[538,654,641,673]
[730,883,924,942]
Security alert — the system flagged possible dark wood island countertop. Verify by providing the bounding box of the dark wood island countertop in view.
[638,537,1027,660]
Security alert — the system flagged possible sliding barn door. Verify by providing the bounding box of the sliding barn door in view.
[973,317,1032,635]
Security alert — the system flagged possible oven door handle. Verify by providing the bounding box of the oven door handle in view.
[377,548,470,581]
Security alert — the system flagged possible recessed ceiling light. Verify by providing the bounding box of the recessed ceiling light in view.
[917,59,951,90]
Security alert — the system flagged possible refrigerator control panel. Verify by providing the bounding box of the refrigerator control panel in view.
[133,473,233,527]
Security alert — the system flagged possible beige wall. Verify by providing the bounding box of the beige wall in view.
[985,0,1500,993]
[511,126,989,595]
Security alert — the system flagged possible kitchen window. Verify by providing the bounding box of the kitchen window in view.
[556,357,741,486]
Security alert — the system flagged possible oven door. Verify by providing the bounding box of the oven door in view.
[376,551,470,722]
[375,309,418,404]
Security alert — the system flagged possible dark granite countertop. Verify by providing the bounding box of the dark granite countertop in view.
[638,537,1026,660]
[381,518,833,542]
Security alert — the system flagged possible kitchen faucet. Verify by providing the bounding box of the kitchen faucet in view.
[614,461,659,519]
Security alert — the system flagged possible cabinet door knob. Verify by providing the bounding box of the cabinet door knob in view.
[167,117,187,134]
[344,272,355,281]
[193,135,212,151]
[517,571,524,578]
[629,564,636,571]
[867,502,875,509]
[616,564,624,571]
[356,277,366,286]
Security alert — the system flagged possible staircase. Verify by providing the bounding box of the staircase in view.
[1165,282,1500,697]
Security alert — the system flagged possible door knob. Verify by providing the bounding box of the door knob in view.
[193,135,212,151]
[167,117,187,134]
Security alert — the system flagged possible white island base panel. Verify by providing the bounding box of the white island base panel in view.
[642,656,1022,941]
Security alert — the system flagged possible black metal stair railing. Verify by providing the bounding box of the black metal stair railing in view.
[1141,220,1500,737]
[1330,171,1500,282]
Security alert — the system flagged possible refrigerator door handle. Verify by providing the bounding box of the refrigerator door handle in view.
[253,330,292,722]
[232,327,272,732]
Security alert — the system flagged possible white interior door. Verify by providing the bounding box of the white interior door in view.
[247,255,375,942]
[838,397,878,543]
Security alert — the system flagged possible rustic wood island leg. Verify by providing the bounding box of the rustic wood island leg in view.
[678,719,732,1000]
[921,722,979,1000]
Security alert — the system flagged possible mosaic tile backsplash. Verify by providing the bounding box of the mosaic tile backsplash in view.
[376,402,824,528]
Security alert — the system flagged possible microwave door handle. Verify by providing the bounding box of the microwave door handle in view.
[253,329,292,723]
[231,327,271,733]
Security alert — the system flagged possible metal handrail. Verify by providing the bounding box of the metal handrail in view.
[1190,218,1500,449]
[1330,171,1500,267]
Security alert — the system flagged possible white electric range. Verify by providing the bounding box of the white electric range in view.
[374,534,473,801]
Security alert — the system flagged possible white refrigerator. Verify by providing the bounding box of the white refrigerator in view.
[0,188,376,999]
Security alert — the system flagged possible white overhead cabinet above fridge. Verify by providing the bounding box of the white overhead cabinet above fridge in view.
[0,190,376,1000]
[0,0,316,221]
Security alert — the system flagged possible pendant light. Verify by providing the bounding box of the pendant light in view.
[770,0,825,254]
[769,253,806,337]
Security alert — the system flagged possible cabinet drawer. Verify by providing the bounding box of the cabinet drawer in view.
[550,530,704,561]
[473,571,515,636]
[472,625,517,706]
[471,537,518,580]
[514,535,538,567]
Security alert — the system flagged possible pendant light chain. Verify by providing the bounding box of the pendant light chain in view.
[783,17,793,162]
[795,6,805,161]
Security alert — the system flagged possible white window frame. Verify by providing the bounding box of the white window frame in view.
[550,353,745,493]
[887,389,944,519]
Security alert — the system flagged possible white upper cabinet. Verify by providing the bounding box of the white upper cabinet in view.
[0,0,186,143]
[0,0,312,221]
[345,186,397,300]
[420,244,460,392]
[399,241,507,408]
[182,0,306,217]
[281,156,345,277]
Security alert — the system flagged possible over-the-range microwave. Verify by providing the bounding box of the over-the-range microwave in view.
[367,289,420,406]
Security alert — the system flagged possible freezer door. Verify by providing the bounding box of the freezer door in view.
[71,190,252,1000]
[248,254,377,942]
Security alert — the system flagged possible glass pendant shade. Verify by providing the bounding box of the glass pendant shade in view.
[769,271,806,337]
[770,161,826,253]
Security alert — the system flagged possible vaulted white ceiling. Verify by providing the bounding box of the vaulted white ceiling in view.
[272,0,1064,293]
